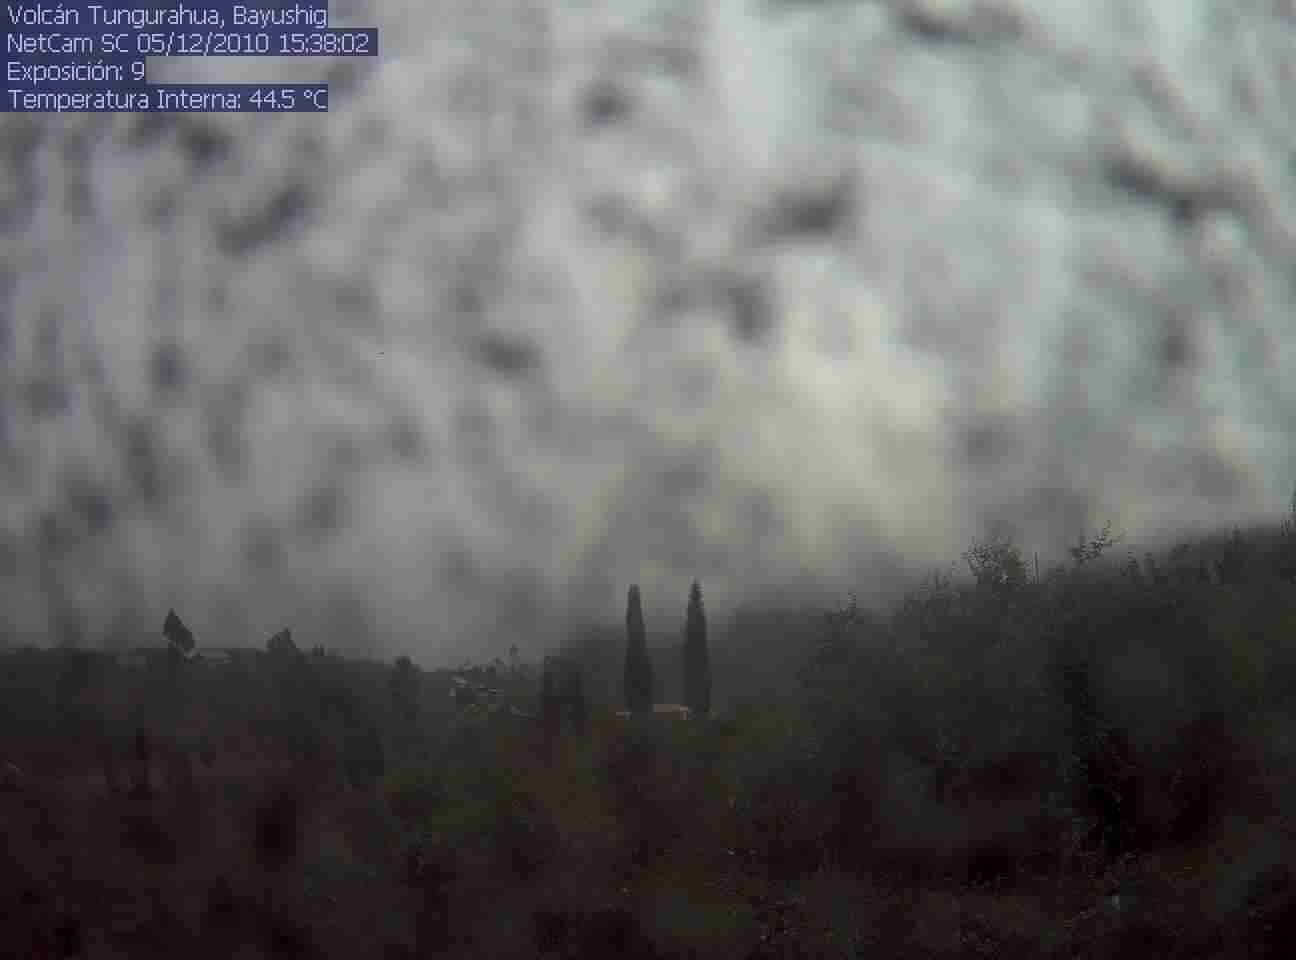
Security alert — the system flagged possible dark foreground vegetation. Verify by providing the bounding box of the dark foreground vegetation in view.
[3,514,1296,958]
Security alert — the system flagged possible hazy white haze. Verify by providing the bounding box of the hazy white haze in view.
[3,0,1296,664]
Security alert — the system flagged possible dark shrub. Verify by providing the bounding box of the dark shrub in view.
[493,792,559,883]
[205,877,241,932]
[343,719,386,789]
[580,907,640,957]
[1161,710,1256,848]
[533,904,575,953]
[1081,727,1141,860]
[251,782,303,865]
[603,726,680,866]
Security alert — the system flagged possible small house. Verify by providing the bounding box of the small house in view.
[615,704,692,721]
[653,704,692,719]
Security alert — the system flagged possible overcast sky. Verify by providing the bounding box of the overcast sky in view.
[3,0,1295,666]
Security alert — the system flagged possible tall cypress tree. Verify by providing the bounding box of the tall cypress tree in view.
[623,584,654,713]
[682,580,711,716]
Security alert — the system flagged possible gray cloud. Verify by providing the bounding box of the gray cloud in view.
[3,0,1295,663]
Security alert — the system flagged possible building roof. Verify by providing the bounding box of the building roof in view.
[615,704,693,719]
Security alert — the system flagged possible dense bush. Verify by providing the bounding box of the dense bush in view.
[385,720,560,891]
[601,720,691,867]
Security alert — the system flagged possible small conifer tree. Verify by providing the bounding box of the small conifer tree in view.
[163,609,194,655]
[161,610,194,723]
[267,627,298,660]
[623,585,654,713]
[682,580,711,716]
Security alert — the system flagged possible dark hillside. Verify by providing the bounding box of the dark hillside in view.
[2,516,1296,957]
